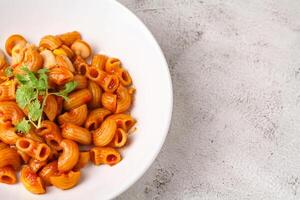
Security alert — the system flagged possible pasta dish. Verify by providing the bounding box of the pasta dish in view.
[0,31,136,194]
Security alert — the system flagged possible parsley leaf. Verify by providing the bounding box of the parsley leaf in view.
[16,67,39,88]
[38,68,48,74]
[4,66,13,77]
[16,118,31,133]
[16,74,28,85]
[37,68,48,91]
[16,85,36,109]
[28,99,42,121]
[26,72,39,87]
[55,81,77,100]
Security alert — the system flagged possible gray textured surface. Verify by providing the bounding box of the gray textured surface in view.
[117,0,300,199]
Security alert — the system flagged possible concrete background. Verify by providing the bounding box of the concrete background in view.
[117,0,300,199]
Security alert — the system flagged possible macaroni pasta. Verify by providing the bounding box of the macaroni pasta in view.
[0,32,136,194]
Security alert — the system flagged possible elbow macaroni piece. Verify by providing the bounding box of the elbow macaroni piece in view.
[56,54,75,72]
[0,166,17,184]
[86,66,106,85]
[44,95,58,121]
[0,123,20,145]
[107,114,136,132]
[63,89,92,110]
[116,68,132,86]
[21,165,46,194]
[57,31,81,46]
[50,170,80,190]
[16,138,35,157]
[11,43,26,66]
[38,161,59,186]
[22,45,44,72]
[105,58,121,73]
[5,34,27,56]
[36,120,63,151]
[39,35,62,51]
[109,128,128,148]
[90,147,121,166]
[48,65,74,86]
[16,138,51,161]
[29,159,47,173]
[101,92,117,112]
[0,147,21,170]
[92,119,116,147]
[73,75,88,90]
[88,80,102,108]
[0,80,16,101]
[61,123,91,145]
[58,139,79,172]
[44,131,63,151]
[0,101,24,125]
[115,85,132,113]
[85,108,111,130]
[86,66,120,93]
[58,104,88,126]
[101,74,119,93]
[77,61,89,76]
[105,58,132,86]
[73,56,88,75]
[91,54,108,70]
[35,143,52,161]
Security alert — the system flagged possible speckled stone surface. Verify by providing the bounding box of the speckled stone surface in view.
[116,0,300,199]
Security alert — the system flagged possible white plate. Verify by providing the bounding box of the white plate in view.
[0,0,173,199]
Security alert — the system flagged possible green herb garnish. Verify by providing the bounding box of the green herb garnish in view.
[15,66,77,133]
[52,81,77,100]
[16,118,31,133]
